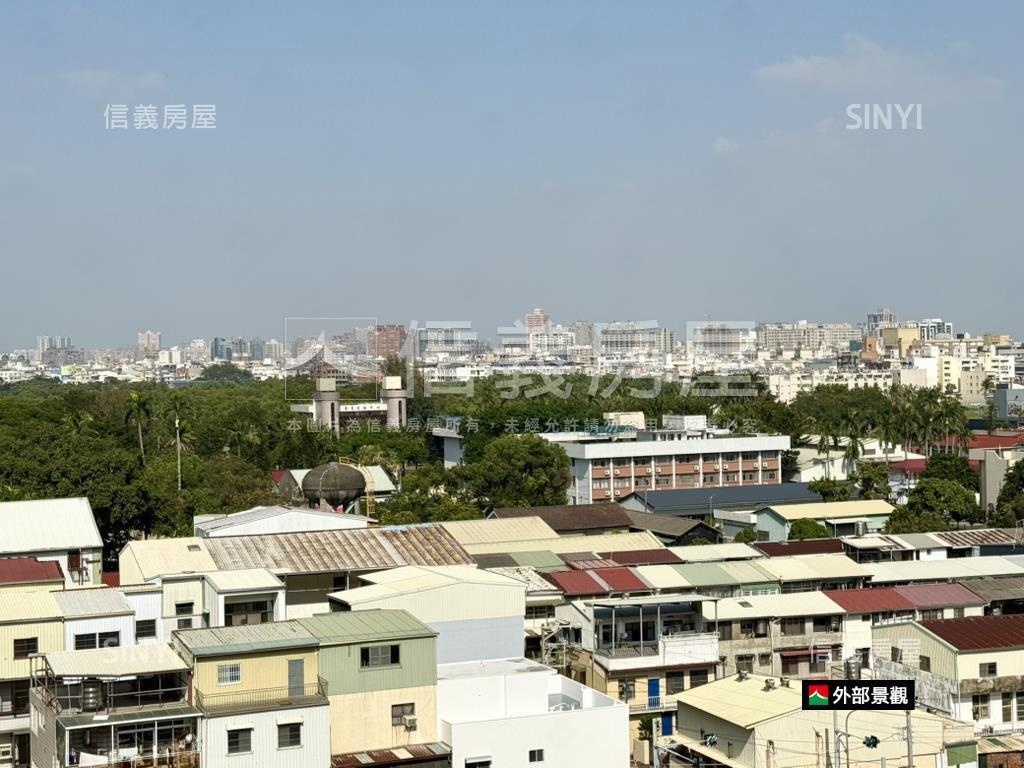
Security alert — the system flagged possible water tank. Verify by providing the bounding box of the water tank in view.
[854,521,868,537]
[80,679,105,712]
[844,657,862,680]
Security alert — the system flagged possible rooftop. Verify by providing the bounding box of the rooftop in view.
[201,568,285,593]
[622,509,707,538]
[45,643,189,678]
[598,549,682,566]
[765,499,895,522]
[754,539,846,557]
[0,590,62,622]
[460,531,663,556]
[0,497,103,554]
[120,537,217,582]
[53,587,133,617]
[0,556,64,584]
[864,556,1024,584]
[491,503,633,533]
[669,543,764,563]
[625,483,822,513]
[297,609,436,645]
[175,621,318,657]
[675,673,801,728]
[195,505,374,534]
[919,615,1024,652]
[437,656,554,680]
[749,554,868,582]
[439,517,558,546]
[331,743,451,768]
[958,577,1024,602]
[332,565,525,605]
[707,592,844,620]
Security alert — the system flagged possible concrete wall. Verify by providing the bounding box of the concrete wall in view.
[193,648,319,697]
[431,617,524,664]
[201,705,331,768]
[327,685,437,755]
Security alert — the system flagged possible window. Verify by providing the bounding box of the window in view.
[781,657,799,676]
[740,620,767,638]
[919,655,931,672]
[618,678,635,701]
[175,602,194,631]
[466,761,492,768]
[217,664,241,685]
[981,662,998,677]
[758,653,771,668]
[973,694,990,720]
[136,620,157,640]
[953,607,965,619]
[919,609,942,621]
[99,631,120,648]
[666,672,684,695]
[391,703,415,726]
[67,550,82,571]
[526,605,556,620]
[361,644,400,668]
[689,670,709,688]
[1016,691,1024,720]
[781,618,805,636]
[736,655,754,673]
[75,634,97,651]
[13,638,38,659]
[529,749,545,763]
[1004,694,1013,724]
[812,616,839,633]
[718,623,733,641]
[227,728,252,755]
[277,723,302,749]
[332,575,347,591]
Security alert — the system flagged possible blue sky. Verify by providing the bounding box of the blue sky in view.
[1,1,1021,348]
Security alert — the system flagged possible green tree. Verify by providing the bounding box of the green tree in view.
[463,433,571,508]
[124,390,152,466]
[908,477,980,523]
[919,454,979,492]
[734,527,758,544]
[788,518,829,540]
[809,478,854,503]
[852,462,890,500]
[997,462,1024,510]
[197,363,254,382]
[883,506,954,534]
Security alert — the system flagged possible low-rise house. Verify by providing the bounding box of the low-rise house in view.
[0,498,104,588]
[707,593,845,678]
[29,644,201,768]
[622,510,722,545]
[753,499,895,541]
[959,577,1024,615]
[296,611,439,760]
[749,554,868,592]
[194,505,372,537]
[0,592,62,767]
[826,583,987,667]
[327,565,526,663]
[172,622,331,768]
[873,615,1024,733]
[438,657,628,768]
[864,556,1024,586]
[490,504,634,535]
[671,672,975,768]
[53,588,135,653]
[620,484,823,519]
[0,559,64,596]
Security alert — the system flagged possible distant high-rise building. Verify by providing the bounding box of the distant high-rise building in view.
[36,335,72,360]
[373,324,408,359]
[600,321,664,356]
[525,308,550,336]
[188,339,210,362]
[137,330,161,356]
[264,338,285,361]
[866,308,898,338]
[211,337,232,361]
[571,321,595,349]
[756,321,862,353]
[918,318,954,341]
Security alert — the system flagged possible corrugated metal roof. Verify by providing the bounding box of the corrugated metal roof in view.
[668,543,764,563]
[707,592,846,621]
[335,565,525,605]
[0,497,103,553]
[754,540,845,557]
[491,504,632,532]
[486,566,563,594]
[633,564,693,590]
[331,742,451,767]
[175,621,318,656]
[754,554,868,582]
[0,591,62,622]
[676,673,801,727]
[196,505,372,534]
[767,499,895,522]
[627,483,822,512]
[591,567,651,592]
[298,609,435,645]
[54,587,133,617]
[0,557,63,584]
[865,556,1024,584]
[894,583,988,608]
[622,509,705,537]
[121,538,217,581]
[920,615,1024,651]
[46,643,188,678]
[932,529,1016,547]
[202,568,284,592]
[205,525,473,573]
[823,588,915,613]
[957,577,1024,602]
[673,562,735,587]
[464,531,663,556]
[509,550,567,571]
[598,549,682,566]
[544,570,608,596]
[439,517,558,545]
[718,560,779,585]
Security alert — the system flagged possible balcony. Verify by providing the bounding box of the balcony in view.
[195,679,327,716]
[629,697,677,713]
[69,748,200,768]
[596,633,719,673]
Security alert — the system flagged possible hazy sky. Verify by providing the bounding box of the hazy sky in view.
[1,1,1022,350]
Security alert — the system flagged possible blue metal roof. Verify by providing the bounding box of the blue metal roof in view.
[624,483,822,514]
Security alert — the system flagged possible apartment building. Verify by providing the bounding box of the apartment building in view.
[873,615,1024,734]
[756,322,862,353]
[0,499,104,589]
[707,593,845,679]
[171,622,331,768]
[552,417,788,504]
[29,644,201,768]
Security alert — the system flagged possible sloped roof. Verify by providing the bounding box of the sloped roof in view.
[598,549,682,566]
[195,505,373,534]
[625,483,821,512]
[205,525,473,573]
[864,556,1024,584]
[439,517,558,546]
[0,557,63,585]
[46,644,188,678]
[894,583,987,609]
[623,509,706,537]
[298,609,435,645]
[676,674,801,727]
[754,554,868,582]
[0,497,103,553]
[54,587,133,617]
[461,531,663,556]
[823,588,915,613]
[491,504,632,532]
[754,539,845,557]
[765,499,895,522]
[0,591,62,622]
[175,621,318,656]
[931,529,1016,548]
[707,592,845,621]
[958,577,1024,602]
[544,570,608,597]
[120,538,217,582]
[920,615,1024,651]
[669,543,763,563]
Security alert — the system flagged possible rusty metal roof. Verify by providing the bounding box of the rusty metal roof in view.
[492,503,632,532]
[205,525,473,574]
[0,557,63,584]
[920,615,1024,651]
[931,529,1017,548]
[822,588,915,613]
[894,583,988,608]
[957,577,1024,602]
[331,742,451,767]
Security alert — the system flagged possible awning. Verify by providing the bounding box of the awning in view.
[778,646,838,658]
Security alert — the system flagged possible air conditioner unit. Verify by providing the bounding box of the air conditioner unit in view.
[403,715,418,730]
[0,744,12,759]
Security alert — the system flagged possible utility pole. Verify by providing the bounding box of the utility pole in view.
[175,415,182,492]
[905,710,914,768]
[653,717,661,768]
[833,709,841,768]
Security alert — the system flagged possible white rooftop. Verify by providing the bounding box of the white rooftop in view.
[0,497,103,554]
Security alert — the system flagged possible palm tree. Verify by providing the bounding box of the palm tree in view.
[873,409,901,469]
[841,410,867,476]
[124,391,152,466]
[62,410,95,436]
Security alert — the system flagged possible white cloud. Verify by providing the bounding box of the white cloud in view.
[713,137,738,156]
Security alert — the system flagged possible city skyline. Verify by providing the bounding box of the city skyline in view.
[2,2,1023,349]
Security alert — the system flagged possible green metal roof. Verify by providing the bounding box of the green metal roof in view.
[297,609,435,646]
[174,621,318,657]
[672,562,735,587]
[510,550,566,571]
[719,560,780,586]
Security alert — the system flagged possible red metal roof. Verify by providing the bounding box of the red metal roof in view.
[893,583,987,608]
[823,588,915,613]
[920,615,1024,651]
[932,434,1024,450]
[0,557,63,584]
[888,458,981,474]
[101,571,121,587]
[590,567,651,593]
[331,742,451,767]
[544,570,608,596]
[755,539,845,557]
[271,469,286,485]
[599,549,683,566]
